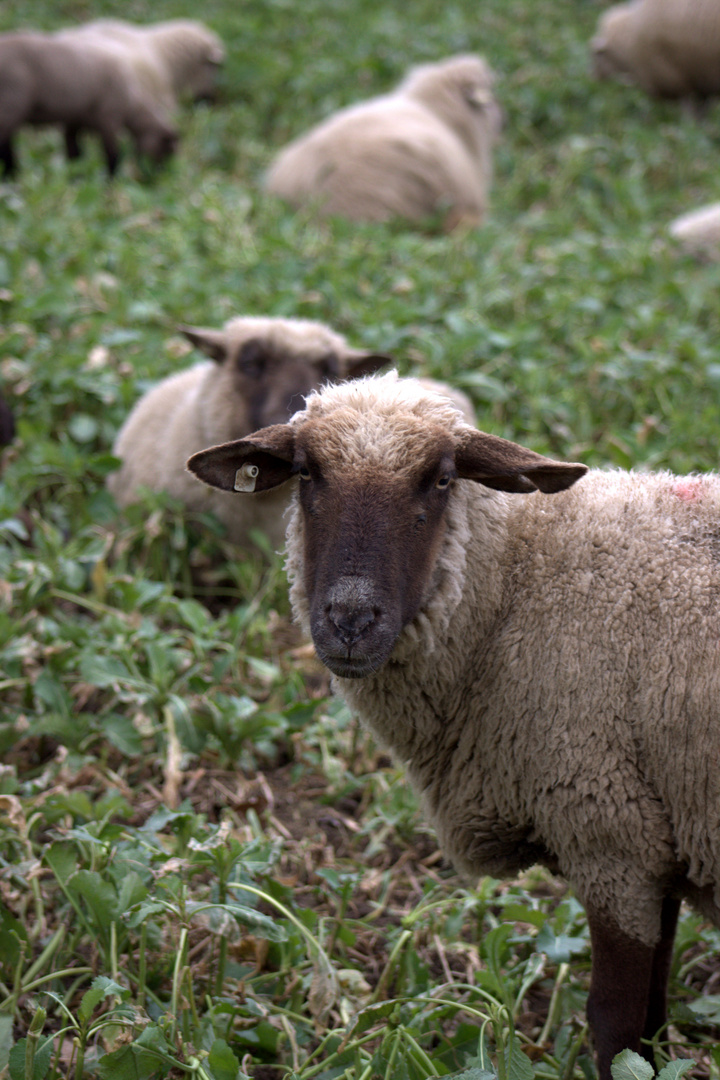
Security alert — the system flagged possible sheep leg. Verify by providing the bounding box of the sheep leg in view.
[642,895,680,1045]
[97,127,121,177]
[0,137,16,178]
[586,907,655,1080]
[64,126,83,161]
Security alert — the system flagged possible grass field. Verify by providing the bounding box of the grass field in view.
[2,0,720,1077]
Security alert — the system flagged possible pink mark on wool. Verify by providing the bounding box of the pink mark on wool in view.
[671,479,704,502]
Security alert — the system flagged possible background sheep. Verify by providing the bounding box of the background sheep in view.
[108,317,389,549]
[591,0,720,102]
[669,202,720,258]
[188,372,720,1079]
[265,54,502,230]
[58,19,225,116]
[0,31,178,177]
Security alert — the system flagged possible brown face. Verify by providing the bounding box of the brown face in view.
[297,438,458,678]
[179,325,390,440]
[231,339,342,433]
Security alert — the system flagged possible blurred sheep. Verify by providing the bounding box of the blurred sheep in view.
[0,31,178,177]
[668,202,720,257]
[107,316,389,549]
[57,19,225,116]
[591,0,720,102]
[265,54,502,231]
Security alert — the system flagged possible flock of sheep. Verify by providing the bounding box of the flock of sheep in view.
[4,0,720,1077]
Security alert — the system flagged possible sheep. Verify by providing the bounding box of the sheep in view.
[591,0,720,103]
[264,55,502,231]
[188,370,720,1078]
[0,32,178,178]
[108,317,389,550]
[57,19,225,115]
[668,202,720,258]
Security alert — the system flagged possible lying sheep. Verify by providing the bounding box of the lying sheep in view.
[108,317,388,549]
[58,19,225,115]
[0,32,178,177]
[265,55,502,230]
[591,0,720,102]
[669,202,720,257]
[188,371,720,1078]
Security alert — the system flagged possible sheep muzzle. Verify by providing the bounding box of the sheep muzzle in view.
[311,574,394,678]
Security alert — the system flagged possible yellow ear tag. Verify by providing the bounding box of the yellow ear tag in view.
[234,462,259,492]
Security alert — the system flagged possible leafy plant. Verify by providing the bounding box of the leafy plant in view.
[1,0,719,1074]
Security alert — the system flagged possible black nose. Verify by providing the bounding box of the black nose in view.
[327,603,376,647]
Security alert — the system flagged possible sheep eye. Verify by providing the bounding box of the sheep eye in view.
[436,475,451,489]
[298,466,311,480]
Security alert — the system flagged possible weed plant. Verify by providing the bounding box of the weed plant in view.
[1,0,720,1077]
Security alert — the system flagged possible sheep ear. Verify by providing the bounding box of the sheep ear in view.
[455,429,588,494]
[178,325,227,363]
[343,352,392,379]
[187,425,296,494]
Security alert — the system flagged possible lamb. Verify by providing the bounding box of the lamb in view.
[57,19,225,116]
[668,202,720,258]
[188,371,720,1078]
[0,31,178,178]
[264,55,502,230]
[108,317,389,549]
[591,0,720,102]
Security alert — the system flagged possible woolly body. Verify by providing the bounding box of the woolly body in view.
[591,0,720,100]
[280,376,720,945]
[109,317,386,549]
[0,31,177,177]
[265,55,501,229]
[59,19,225,114]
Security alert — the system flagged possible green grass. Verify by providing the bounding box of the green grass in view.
[1,0,720,1077]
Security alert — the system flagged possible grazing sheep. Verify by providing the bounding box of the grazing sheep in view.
[0,31,178,178]
[188,371,720,1078]
[58,19,225,115]
[108,317,388,549]
[591,0,720,102]
[669,202,720,257]
[265,55,502,230]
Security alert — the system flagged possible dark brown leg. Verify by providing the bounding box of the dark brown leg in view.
[0,137,16,178]
[98,129,120,177]
[643,895,680,1046]
[586,906,655,1080]
[64,125,82,160]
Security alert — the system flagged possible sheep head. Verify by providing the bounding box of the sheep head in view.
[187,376,587,678]
[401,54,503,153]
[590,5,637,83]
[179,317,390,435]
